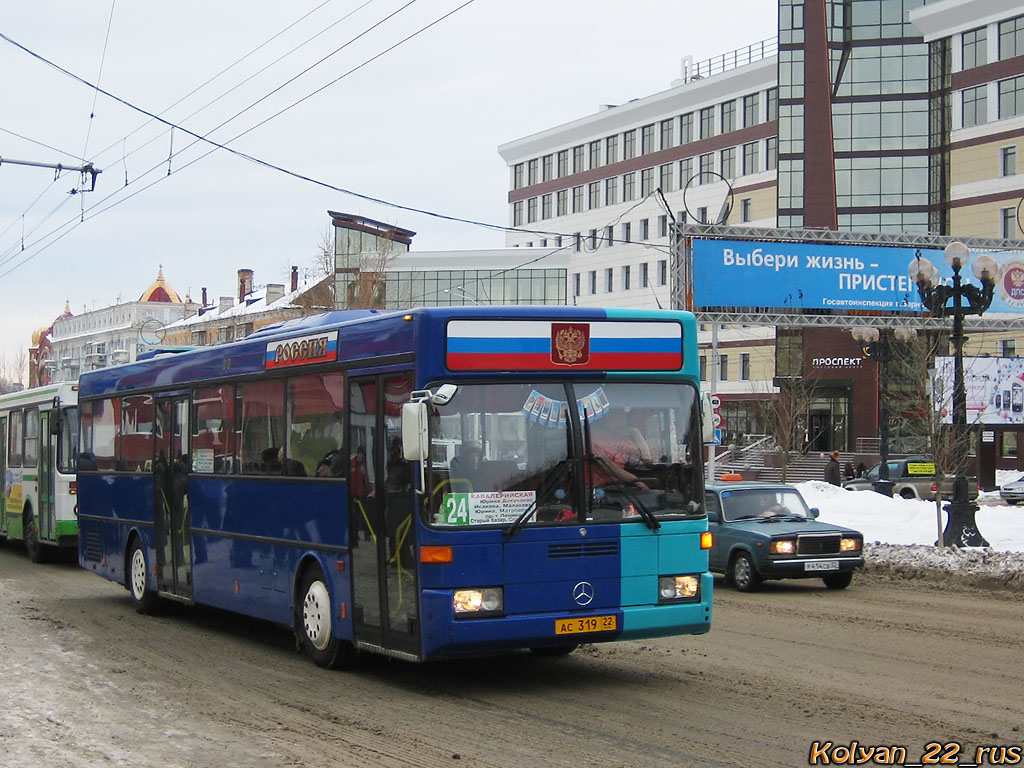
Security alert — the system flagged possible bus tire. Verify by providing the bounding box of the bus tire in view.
[297,568,356,670]
[127,537,159,613]
[23,509,45,564]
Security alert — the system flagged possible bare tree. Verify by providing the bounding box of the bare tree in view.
[763,374,822,483]
[0,349,26,393]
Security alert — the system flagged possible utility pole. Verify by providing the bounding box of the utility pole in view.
[0,156,101,191]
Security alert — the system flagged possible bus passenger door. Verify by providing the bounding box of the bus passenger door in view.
[154,397,192,600]
[348,373,419,656]
[38,411,54,542]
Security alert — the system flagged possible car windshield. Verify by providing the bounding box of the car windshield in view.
[719,488,811,522]
[424,380,703,528]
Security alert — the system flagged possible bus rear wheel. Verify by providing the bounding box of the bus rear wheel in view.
[127,538,159,613]
[297,568,355,670]
[24,511,44,564]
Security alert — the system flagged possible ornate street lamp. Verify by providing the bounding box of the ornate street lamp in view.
[909,242,1002,547]
[850,325,918,497]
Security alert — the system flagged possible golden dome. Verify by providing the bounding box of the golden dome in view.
[139,265,182,303]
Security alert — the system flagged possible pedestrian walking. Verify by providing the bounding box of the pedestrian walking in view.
[824,450,842,486]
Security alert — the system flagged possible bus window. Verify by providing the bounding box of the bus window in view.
[23,408,39,468]
[120,395,155,472]
[8,409,23,467]
[238,380,285,474]
[193,385,236,474]
[57,407,79,474]
[287,373,345,478]
[82,398,119,471]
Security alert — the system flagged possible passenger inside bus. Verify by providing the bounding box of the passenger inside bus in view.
[449,441,485,491]
[587,410,651,489]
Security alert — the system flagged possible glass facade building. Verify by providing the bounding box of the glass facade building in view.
[382,268,566,309]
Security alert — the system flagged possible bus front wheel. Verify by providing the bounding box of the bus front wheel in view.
[297,568,355,670]
[127,538,159,613]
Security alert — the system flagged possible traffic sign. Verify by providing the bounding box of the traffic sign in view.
[710,394,721,410]
[712,412,722,428]
[711,429,722,445]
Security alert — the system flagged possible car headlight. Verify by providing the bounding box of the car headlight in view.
[840,537,862,553]
[453,587,503,616]
[769,539,796,555]
[658,575,700,602]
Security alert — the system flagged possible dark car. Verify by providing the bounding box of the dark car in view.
[705,480,864,592]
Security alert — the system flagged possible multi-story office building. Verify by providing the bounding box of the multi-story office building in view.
[498,0,1024,461]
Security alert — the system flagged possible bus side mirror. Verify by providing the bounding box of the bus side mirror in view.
[401,401,429,462]
[700,392,715,444]
[50,396,62,436]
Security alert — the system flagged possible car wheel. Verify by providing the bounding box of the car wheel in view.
[899,488,916,500]
[296,567,356,669]
[730,552,761,592]
[1005,500,1020,506]
[127,537,159,613]
[822,572,853,590]
[531,645,577,658]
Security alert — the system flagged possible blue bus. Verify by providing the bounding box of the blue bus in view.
[77,307,714,667]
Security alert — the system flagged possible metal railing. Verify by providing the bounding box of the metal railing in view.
[682,38,778,83]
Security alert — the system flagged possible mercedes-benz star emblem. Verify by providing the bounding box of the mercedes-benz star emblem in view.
[572,581,594,606]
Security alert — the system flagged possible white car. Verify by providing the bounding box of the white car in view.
[999,475,1024,506]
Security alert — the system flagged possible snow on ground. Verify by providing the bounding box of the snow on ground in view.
[793,475,1024,589]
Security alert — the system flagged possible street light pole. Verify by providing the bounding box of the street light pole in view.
[910,242,1001,547]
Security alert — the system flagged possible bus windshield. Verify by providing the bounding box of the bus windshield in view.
[57,406,79,474]
[426,381,703,528]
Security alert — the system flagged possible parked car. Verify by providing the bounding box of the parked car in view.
[999,475,1024,505]
[705,480,864,592]
[842,456,978,501]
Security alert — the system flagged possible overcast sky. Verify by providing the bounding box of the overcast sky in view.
[0,0,777,378]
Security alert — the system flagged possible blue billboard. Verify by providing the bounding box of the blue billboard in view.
[691,238,1024,315]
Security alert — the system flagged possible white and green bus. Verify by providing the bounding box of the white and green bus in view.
[0,382,79,561]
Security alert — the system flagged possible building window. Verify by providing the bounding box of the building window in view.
[641,262,649,288]
[513,201,523,226]
[641,168,655,197]
[573,145,586,173]
[658,259,667,286]
[660,119,674,150]
[589,229,598,249]
[575,233,582,252]
[743,93,760,127]
[557,150,569,178]
[765,137,777,170]
[720,100,736,133]
[622,172,635,201]
[623,129,636,160]
[1001,207,1017,239]
[658,215,668,237]
[606,135,619,164]
[640,218,649,240]
[740,353,751,381]
[513,164,524,190]
[588,181,601,209]
[698,206,708,224]
[741,198,752,222]
[621,265,631,291]
[659,163,674,193]
[699,355,707,381]
[766,87,778,121]
[605,225,614,247]
[699,153,714,183]
[1003,432,1018,459]
[589,140,602,170]
[556,189,568,216]
[680,112,694,144]
[963,85,988,127]
[605,268,614,293]
[1001,339,1016,356]
[719,354,729,382]
[605,176,618,206]
[527,197,537,223]
[542,154,553,182]
[573,273,581,296]
[743,141,759,175]
[699,106,715,139]
[589,270,597,294]
[641,123,656,155]
[720,147,736,179]
[963,26,987,70]
[999,76,1024,119]
[527,159,539,186]
[999,15,1024,60]
[541,193,552,219]
[622,222,631,243]
[572,186,585,213]
[1002,146,1017,177]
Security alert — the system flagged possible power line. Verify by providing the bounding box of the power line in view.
[81,0,118,162]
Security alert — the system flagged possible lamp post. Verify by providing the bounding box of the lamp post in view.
[909,241,1001,547]
[850,325,918,497]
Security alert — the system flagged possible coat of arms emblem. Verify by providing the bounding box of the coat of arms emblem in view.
[551,323,590,366]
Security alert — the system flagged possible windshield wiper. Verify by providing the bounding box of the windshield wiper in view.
[504,459,569,538]
[600,480,660,530]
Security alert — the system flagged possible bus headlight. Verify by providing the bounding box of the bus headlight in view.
[658,575,699,602]
[453,587,503,616]
[770,539,796,555]
[840,536,862,553]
